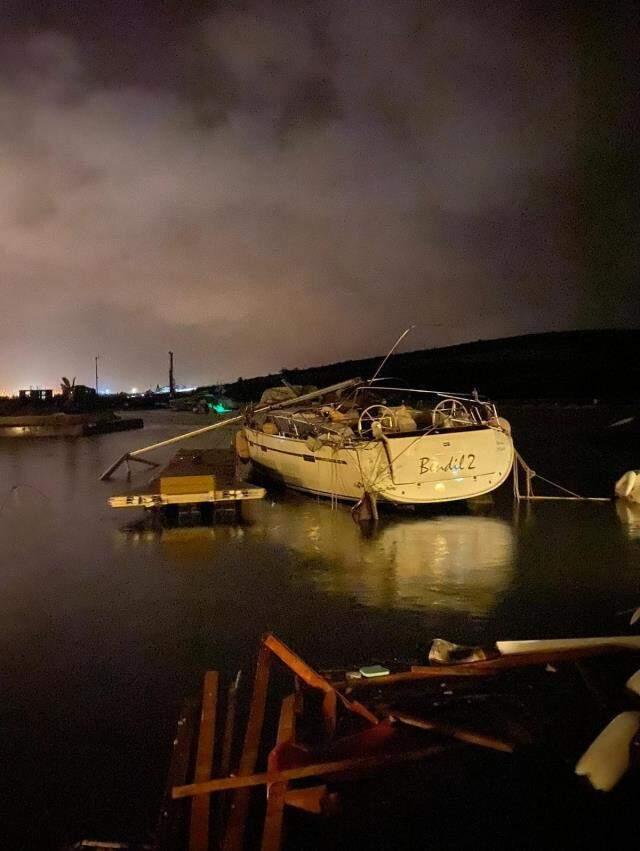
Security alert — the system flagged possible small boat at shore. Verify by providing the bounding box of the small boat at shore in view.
[240,379,514,507]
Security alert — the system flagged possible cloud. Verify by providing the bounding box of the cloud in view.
[0,1,624,392]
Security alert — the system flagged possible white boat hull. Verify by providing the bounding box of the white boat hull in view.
[244,425,514,505]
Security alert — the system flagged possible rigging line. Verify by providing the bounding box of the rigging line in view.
[515,451,584,500]
[368,326,415,385]
[370,386,489,402]
[356,441,390,493]
[533,473,584,500]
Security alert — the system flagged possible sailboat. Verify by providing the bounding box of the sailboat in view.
[239,378,514,506]
[101,330,514,507]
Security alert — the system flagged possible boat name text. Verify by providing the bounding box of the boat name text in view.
[419,454,476,475]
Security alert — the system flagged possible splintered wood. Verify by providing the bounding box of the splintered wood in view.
[170,632,532,850]
[160,633,640,849]
[260,694,295,851]
[222,645,272,851]
[189,671,219,851]
[171,634,381,850]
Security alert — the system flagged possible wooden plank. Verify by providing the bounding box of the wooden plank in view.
[173,742,453,799]
[390,711,514,753]
[261,695,296,851]
[155,698,198,851]
[334,644,638,690]
[189,671,219,851]
[220,671,242,779]
[262,634,378,726]
[263,634,333,693]
[284,786,327,814]
[222,645,272,851]
[496,636,640,654]
[321,689,337,739]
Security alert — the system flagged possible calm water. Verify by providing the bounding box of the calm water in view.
[1,412,639,849]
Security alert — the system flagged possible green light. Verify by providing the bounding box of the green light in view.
[213,402,231,414]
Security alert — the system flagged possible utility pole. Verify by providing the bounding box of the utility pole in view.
[169,351,175,398]
[95,355,100,394]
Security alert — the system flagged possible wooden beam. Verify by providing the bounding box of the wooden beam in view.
[155,698,198,850]
[321,689,337,739]
[189,671,219,851]
[334,644,637,690]
[220,671,241,779]
[173,742,453,799]
[222,645,272,851]
[263,634,377,726]
[390,711,513,753]
[284,786,328,815]
[263,634,333,693]
[261,694,296,851]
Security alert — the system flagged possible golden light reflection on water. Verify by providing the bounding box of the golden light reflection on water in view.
[247,499,515,616]
[117,498,515,615]
[616,499,640,541]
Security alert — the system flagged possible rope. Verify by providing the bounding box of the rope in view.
[513,450,586,501]
[0,483,51,516]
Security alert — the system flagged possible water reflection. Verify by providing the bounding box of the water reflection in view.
[250,499,515,615]
[123,497,515,615]
[616,499,640,541]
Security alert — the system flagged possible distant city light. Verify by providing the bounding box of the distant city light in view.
[130,387,138,393]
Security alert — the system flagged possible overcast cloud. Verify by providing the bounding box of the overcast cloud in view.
[0,1,634,392]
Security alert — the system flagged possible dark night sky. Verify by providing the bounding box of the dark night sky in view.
[1,0,638,392]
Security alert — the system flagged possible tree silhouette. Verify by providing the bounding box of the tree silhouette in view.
[60,376,76,401]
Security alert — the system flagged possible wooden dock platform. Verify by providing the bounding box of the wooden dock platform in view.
[108,447,265,509]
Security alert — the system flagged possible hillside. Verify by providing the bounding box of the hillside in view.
[220,329,640,403]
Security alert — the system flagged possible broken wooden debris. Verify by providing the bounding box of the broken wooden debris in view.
[390,711,514,753]
[219,671,241,780]
[164,633,640,849]
[189,671,219,851]
[263,633,378,726]
[334,642,640,690]
[222,645,272,851]
[261,694,296,851]
[173,742,454,799]
[154,698,198,850]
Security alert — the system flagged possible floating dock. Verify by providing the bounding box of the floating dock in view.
[108,447,265,509]
[0,413,143,438]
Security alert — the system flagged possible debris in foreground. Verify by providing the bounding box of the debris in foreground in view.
[148,633,640,850]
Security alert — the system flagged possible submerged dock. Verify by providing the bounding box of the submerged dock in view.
[108,447,265,510]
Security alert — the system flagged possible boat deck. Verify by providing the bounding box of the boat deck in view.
[108,447,265,509]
